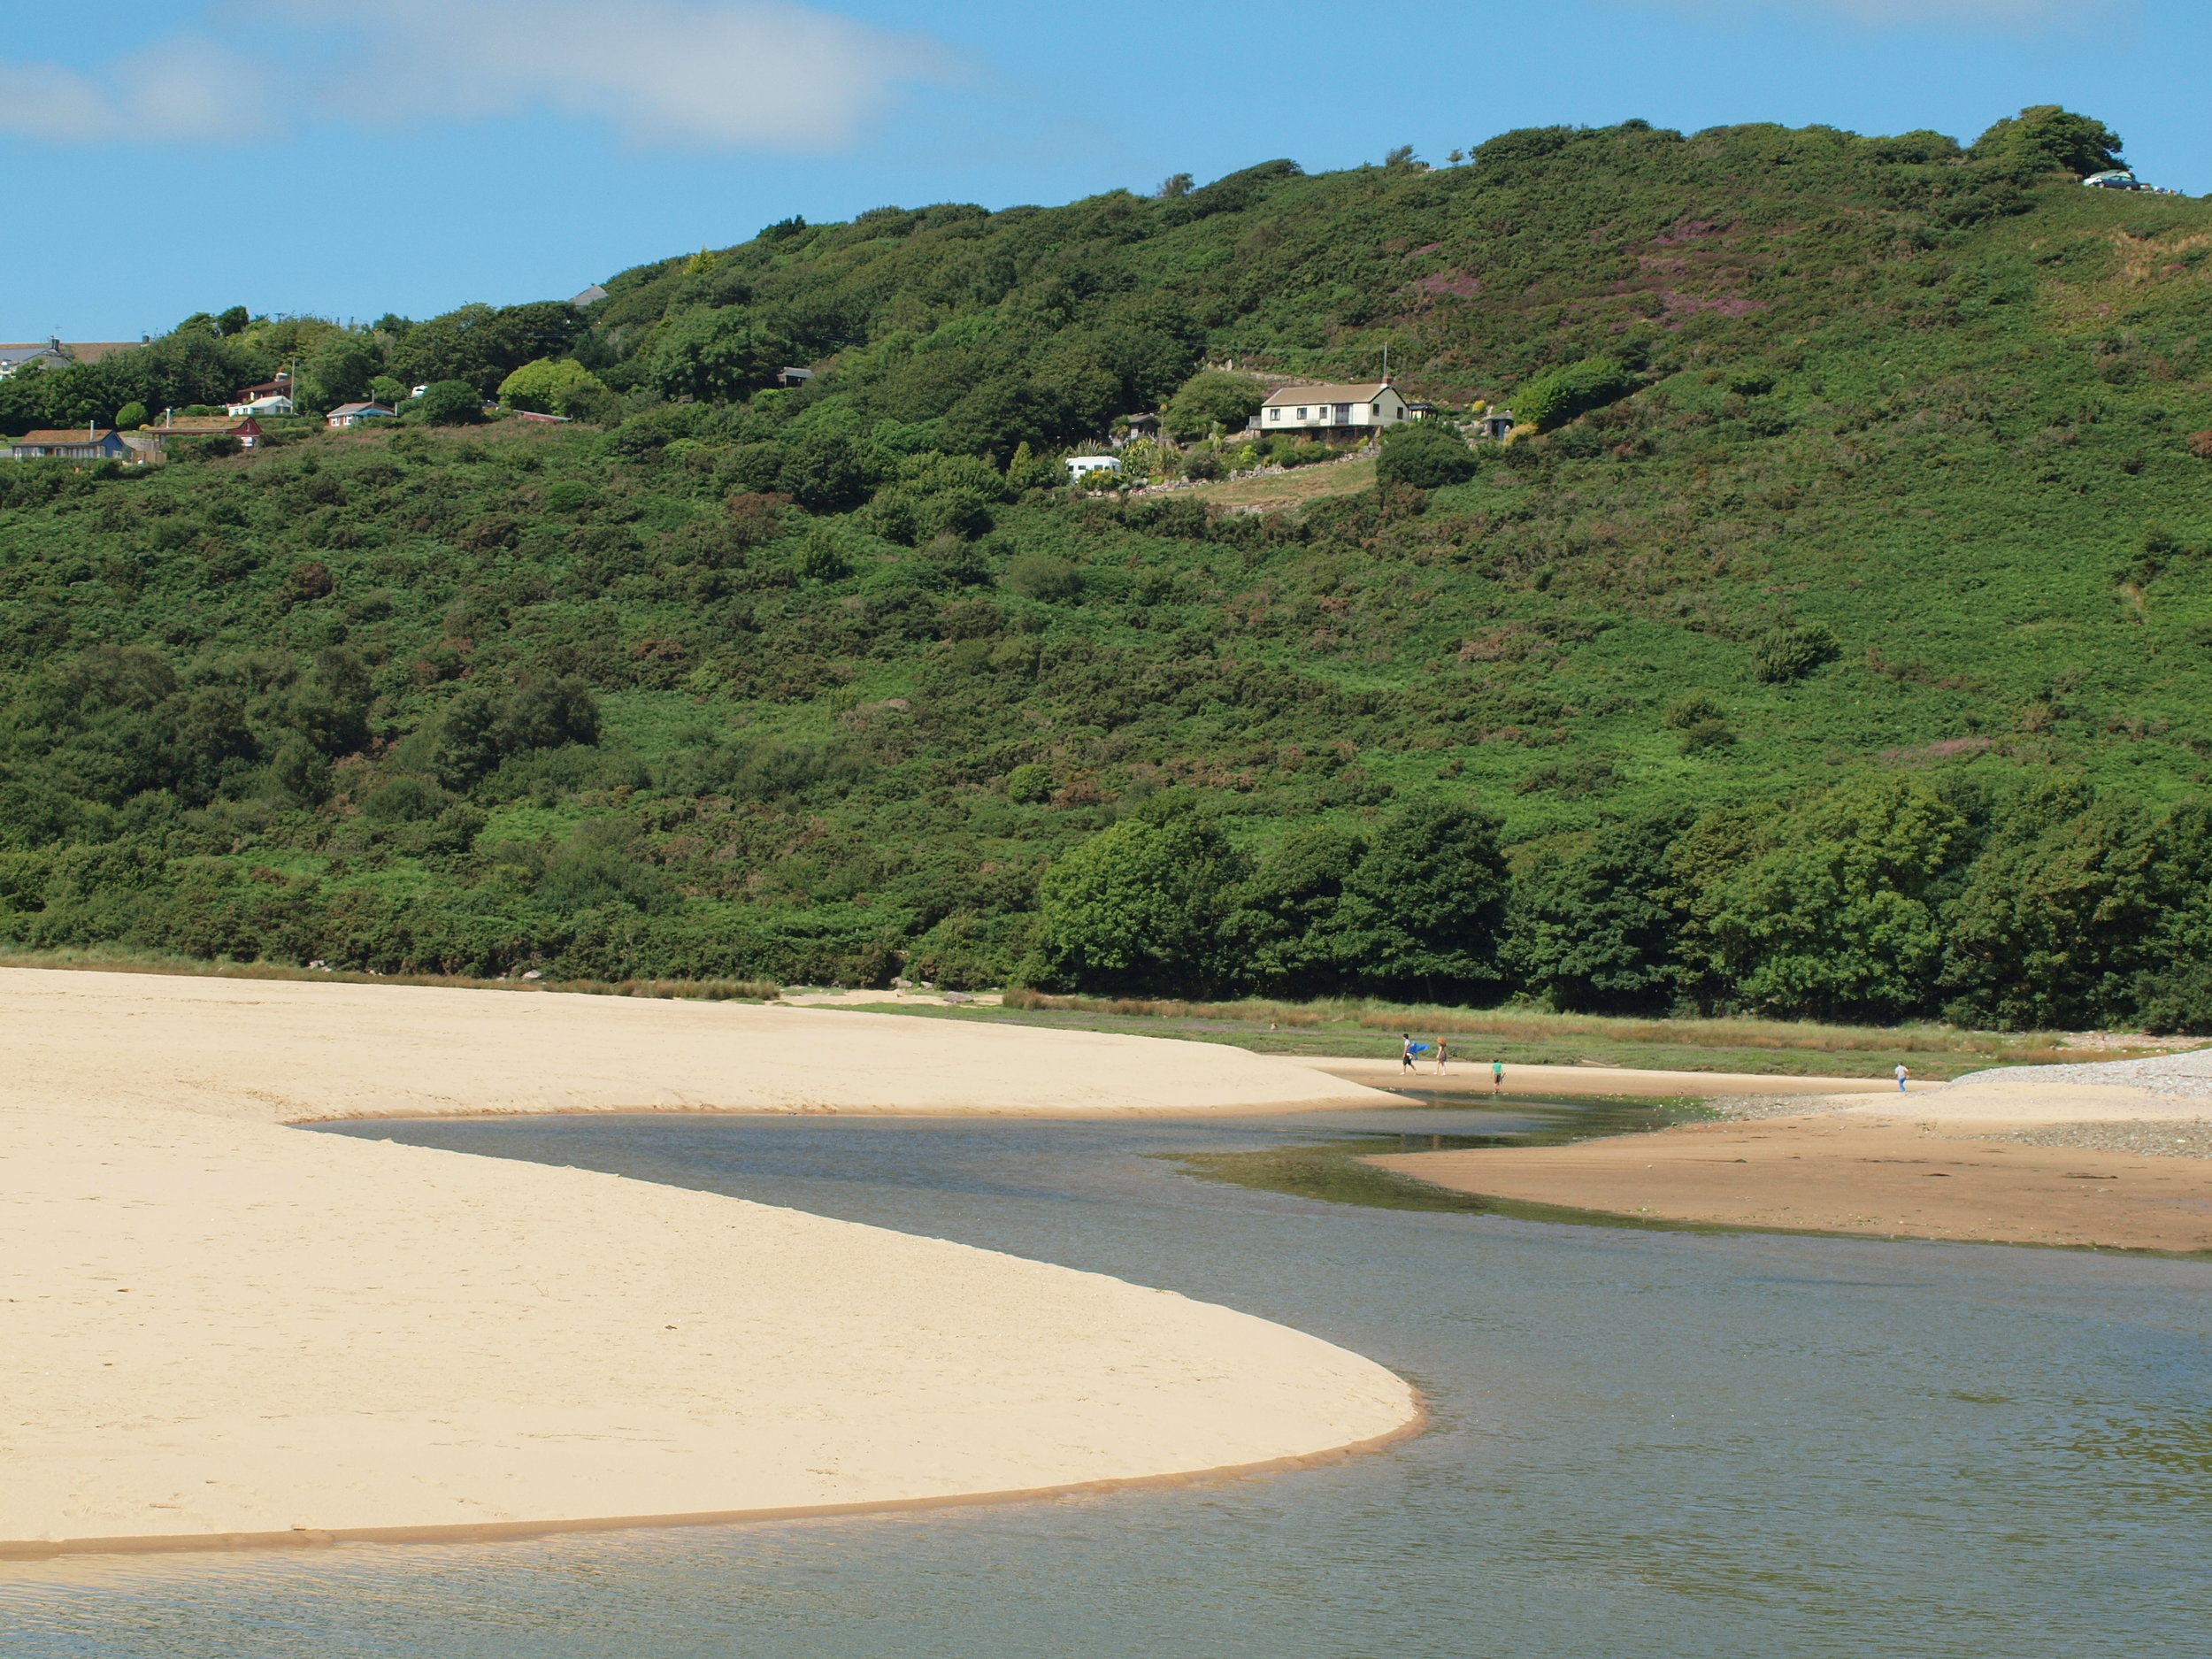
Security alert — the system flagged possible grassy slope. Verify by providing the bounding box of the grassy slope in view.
[4,121,2212,992]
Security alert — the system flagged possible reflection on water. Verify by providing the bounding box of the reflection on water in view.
[8,1104,2210,1659]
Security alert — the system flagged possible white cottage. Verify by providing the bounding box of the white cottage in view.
[1256,380,1411,436]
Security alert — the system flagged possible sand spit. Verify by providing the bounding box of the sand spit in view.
[0,969,1415,1554]
[1371,1050,2212,1252]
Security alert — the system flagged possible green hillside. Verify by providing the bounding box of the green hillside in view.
[6,107,2212,1028]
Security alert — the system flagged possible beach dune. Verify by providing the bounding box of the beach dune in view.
[0,969,1415,1555]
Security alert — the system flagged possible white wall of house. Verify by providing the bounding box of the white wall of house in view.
[1258,385,1410,433]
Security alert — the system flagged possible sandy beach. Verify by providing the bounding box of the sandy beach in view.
[0,968,1415,1556]
[1371,1052,2212,1252]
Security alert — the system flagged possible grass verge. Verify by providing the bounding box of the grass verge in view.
[836,990,2171,1080]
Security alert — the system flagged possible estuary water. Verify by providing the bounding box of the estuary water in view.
[6,1107,2209,1658]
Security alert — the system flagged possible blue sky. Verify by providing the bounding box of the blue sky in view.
[4,1,2205,339]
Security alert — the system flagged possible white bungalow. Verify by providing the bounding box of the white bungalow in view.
[1065,455,1121,482]
[326,402,396,428]
[1257,380,1412,436]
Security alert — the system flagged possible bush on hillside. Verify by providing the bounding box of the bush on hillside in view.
[1162,371,1264,439]
[426,677,601,792]
[1752,622,1841,683]
[1377,420,1479,488]
[415,380,484,426]
[498,357,609,417]
[1969,104,2124,179]
[643,306,790,403]
[1004,553,1081,603]
[1516,356,1640,433]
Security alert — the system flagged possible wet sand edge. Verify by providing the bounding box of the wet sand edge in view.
[0,1399,1428,1562]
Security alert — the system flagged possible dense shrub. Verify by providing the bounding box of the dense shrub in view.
[1162,371,1265,439]
[1377,420,1479,488]
[416,380,484,426]
[1752,623,1841,683]
[1515,356,1639,433]
[1003,554,1081,603]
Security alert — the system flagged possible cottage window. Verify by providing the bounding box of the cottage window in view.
[1268,407,1280,421]
[1296,407,1308,419]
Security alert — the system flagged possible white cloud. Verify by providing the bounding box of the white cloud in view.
[115,40,277,131]
[0,2,948,150]
[0,64,114,139]
[0,41,274,142]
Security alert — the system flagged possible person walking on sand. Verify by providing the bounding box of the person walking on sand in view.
[1491,1058,1504,1094]
[1434,1037,1449,1075]
[1895,1063,1909,1094]
[1402,1033,1417,1073]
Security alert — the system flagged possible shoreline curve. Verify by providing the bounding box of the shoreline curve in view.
[0,1406,1427,1562]
[0,966,1420,1553]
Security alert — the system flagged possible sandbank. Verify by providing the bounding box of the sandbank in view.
[1370,1050,2212,1252]
[0,968,1415,1555]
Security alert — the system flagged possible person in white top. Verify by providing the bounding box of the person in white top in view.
[1894,1063,1909,1093]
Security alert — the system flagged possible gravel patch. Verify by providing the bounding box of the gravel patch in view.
[1997,1120,2212,1160]
[1949,1048,2212,1098]
[1705,1094,1866,1121]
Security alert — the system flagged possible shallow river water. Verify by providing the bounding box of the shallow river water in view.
[6,1107,2210,1658]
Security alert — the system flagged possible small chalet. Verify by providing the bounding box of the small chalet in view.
[228,377,294,417]
[1257,381,1412,435]
[8,427,133,461]
[776,366,814,387]
[145,413,265,449]
[326,402,396,429]
[1066,455,1121,482]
